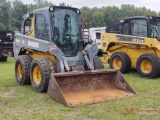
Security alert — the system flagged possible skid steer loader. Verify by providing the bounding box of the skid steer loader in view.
[101,16,160,78]
[14,6,135,106]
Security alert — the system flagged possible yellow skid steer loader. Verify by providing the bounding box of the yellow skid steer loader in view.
[100,16,160,78]
[14,6,136,106]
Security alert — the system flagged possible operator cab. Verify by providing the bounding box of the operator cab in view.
[51,7,82,56]
[22,6,83,57]
[106,16,160,40]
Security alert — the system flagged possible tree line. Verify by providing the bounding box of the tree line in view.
[0,0,160,30]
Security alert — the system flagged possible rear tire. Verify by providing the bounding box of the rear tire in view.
[136,53,160,78]
[30,57,55,92]
[109,52,131,73]
[15,55,32,85]
[93,56,104,69]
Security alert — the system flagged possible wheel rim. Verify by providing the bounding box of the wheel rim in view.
[112,57,122,69]
[17,63,22,78]
[140,59,152,74]
[33,65,41,85]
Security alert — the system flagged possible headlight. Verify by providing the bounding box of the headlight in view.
[49,6,54,12]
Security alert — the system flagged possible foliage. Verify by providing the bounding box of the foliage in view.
[11,0,28,30]
[81,4,159,27]
[0,0,11,29]
[0,0,159,30]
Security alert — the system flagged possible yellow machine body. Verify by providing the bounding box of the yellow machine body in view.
[101,33,160,68]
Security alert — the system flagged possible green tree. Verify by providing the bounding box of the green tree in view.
[59,2,71,7]
[11,0,28,30]
[27,0,54,11]
[0,1,159,30]
[0,0,11,29]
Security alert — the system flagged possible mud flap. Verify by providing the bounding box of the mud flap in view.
[47,69,136,106]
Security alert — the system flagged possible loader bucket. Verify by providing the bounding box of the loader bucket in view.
[47,69,136,106]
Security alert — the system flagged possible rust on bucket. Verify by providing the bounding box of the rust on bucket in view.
[47,69,136,106]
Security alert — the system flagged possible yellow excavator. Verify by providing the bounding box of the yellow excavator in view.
[14,6,136,106]
[101,16,160,78]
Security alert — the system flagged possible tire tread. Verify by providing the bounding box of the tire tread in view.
[109,52,131,73]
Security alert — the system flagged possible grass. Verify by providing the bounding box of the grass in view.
[0,58,159,120]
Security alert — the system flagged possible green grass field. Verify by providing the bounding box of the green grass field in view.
[0,58,159,120]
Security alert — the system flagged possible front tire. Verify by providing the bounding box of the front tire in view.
[30,57,55,92]
[109,52,131,73]
[136,53,160,78]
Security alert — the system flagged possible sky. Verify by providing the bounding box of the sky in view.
[10,0,160,12]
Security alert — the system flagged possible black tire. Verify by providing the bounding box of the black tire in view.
[136,53,160,78]
[0,56,7,62]
[97,50,103,57]
[30,57,55,92]
[1,56,7,62]
[93,56,104,69]
[109,52,131,73]
[15,55,32,85]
